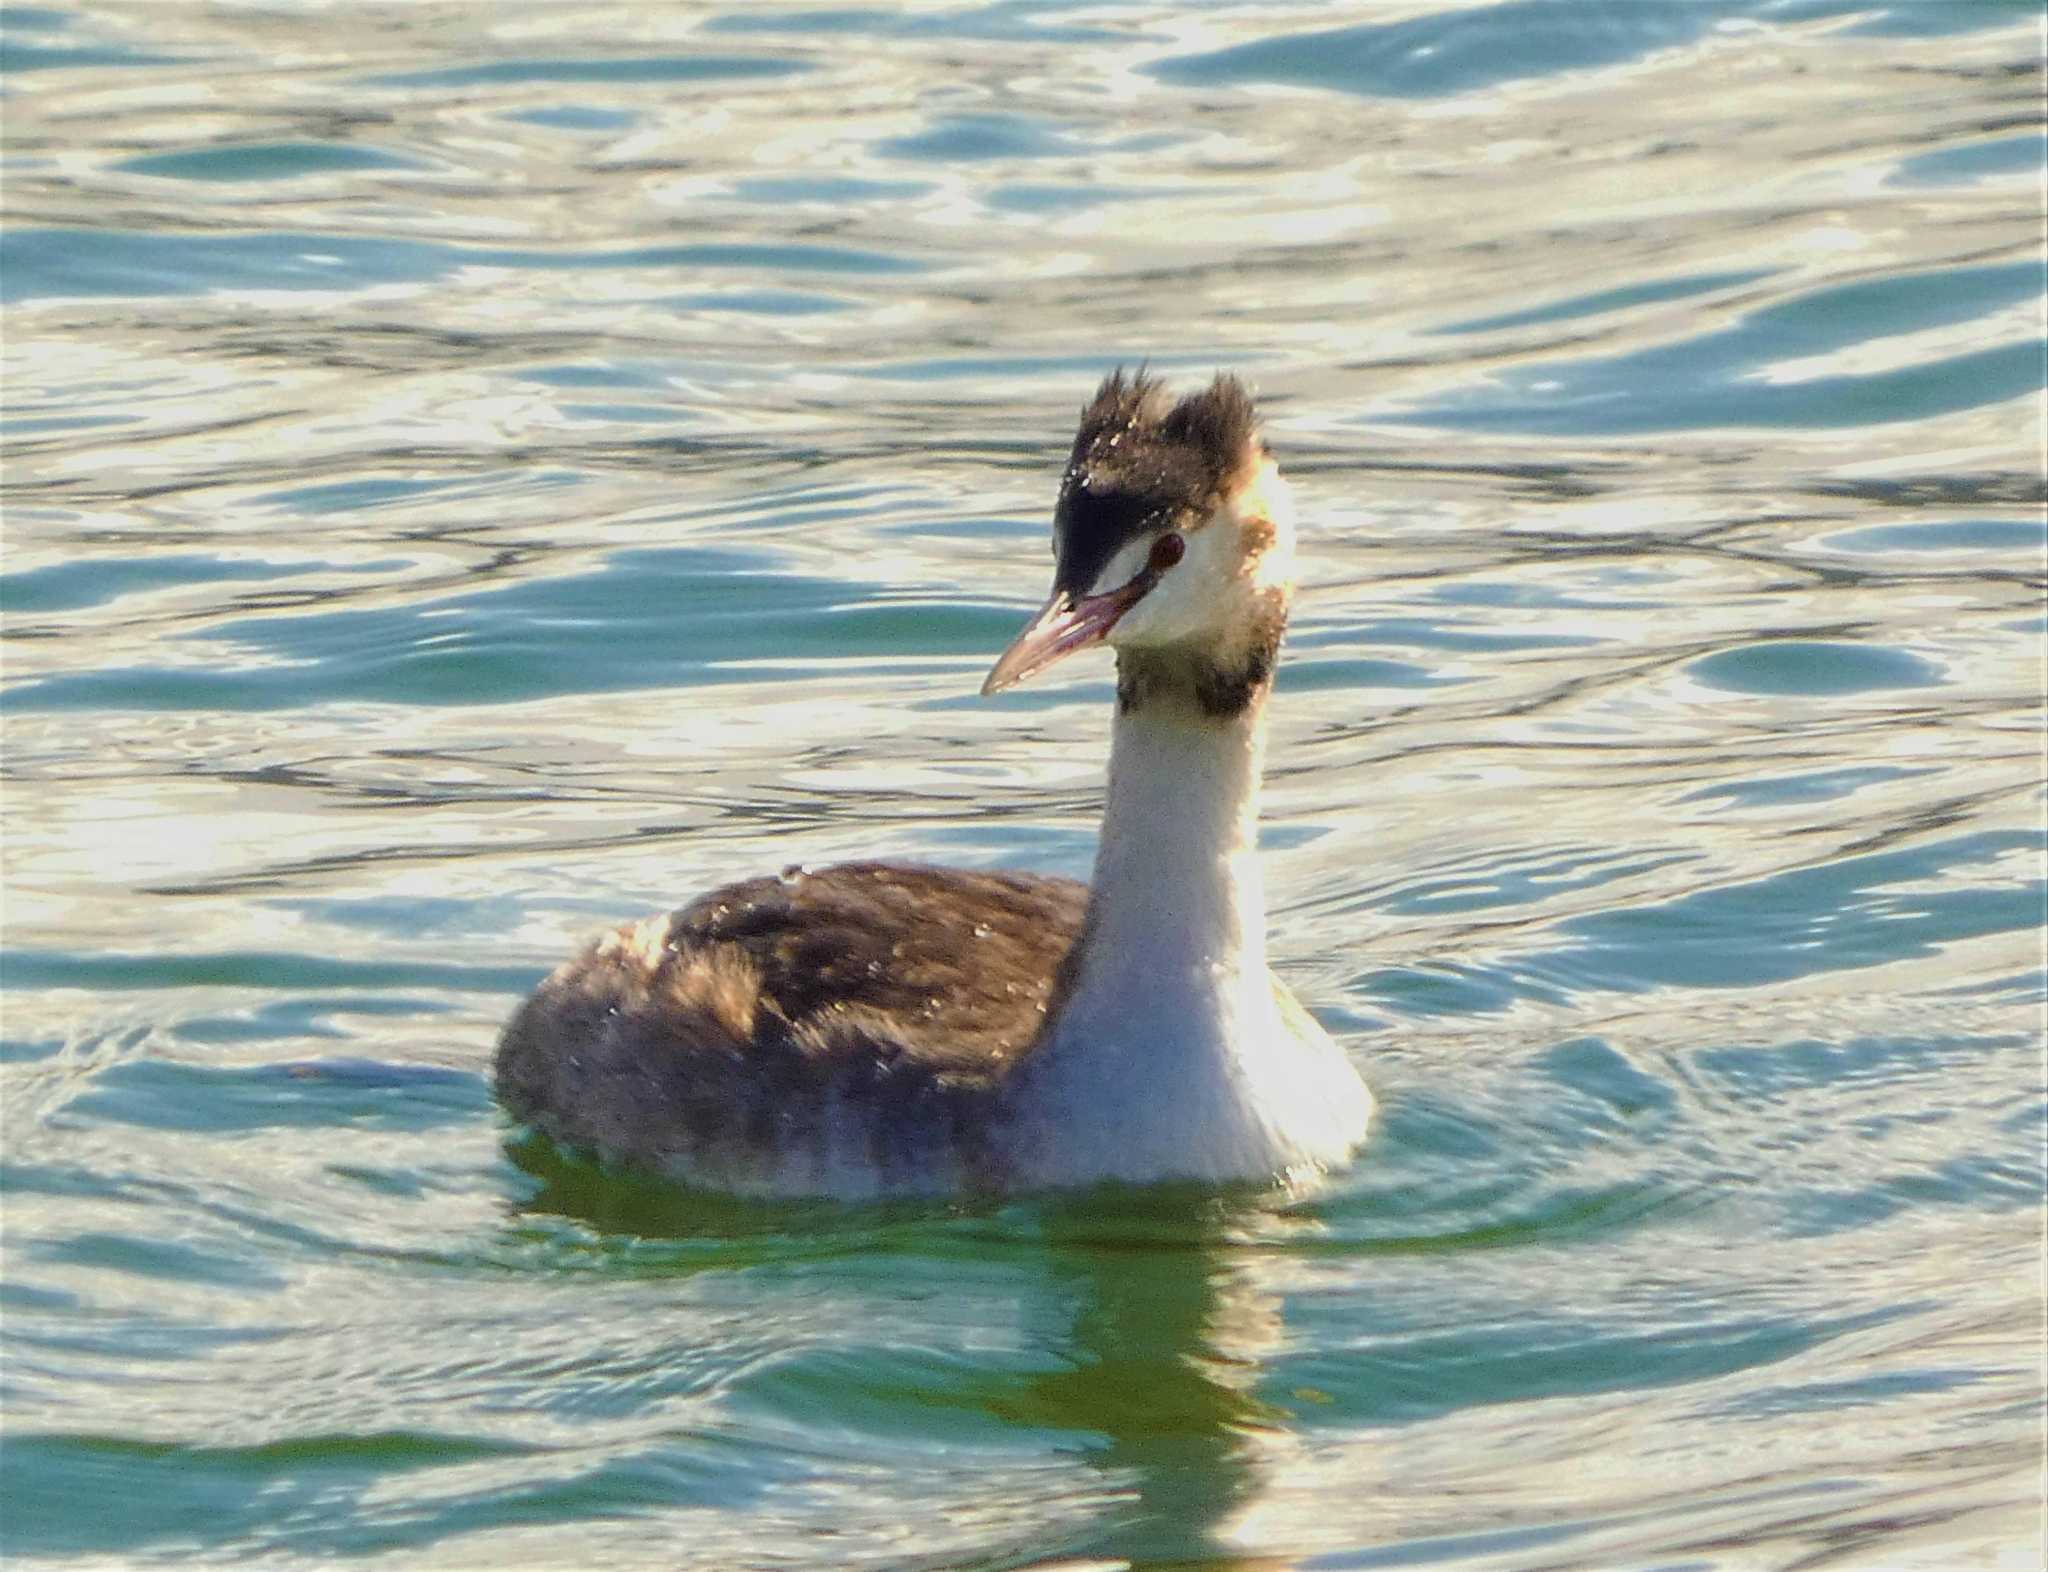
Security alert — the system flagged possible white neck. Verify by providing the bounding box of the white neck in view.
[1000,668,1371,1187]
[1077,681,1271,1010]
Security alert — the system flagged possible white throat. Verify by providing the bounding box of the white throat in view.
[1000,673,1371,1187]
[1079,682,1271,1008]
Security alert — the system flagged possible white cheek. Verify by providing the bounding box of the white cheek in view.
[1084,537,1155,603]
[1180,517,1242,588]
[1110,526,1235,649]
[1109,578,1182,647]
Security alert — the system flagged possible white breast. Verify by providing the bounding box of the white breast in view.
[996,969,1373,1188]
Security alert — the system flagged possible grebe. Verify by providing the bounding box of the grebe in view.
[495,370,1373,1195]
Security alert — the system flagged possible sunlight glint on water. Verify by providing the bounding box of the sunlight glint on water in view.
[1,2,2042,1568]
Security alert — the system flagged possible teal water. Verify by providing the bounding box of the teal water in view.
[2,3,2043,1568]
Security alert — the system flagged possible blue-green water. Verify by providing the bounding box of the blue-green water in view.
[2,2,2042,1567]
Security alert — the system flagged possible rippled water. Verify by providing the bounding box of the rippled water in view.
[3,2,2043,1567]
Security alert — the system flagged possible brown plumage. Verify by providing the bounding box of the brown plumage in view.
[494,863,1088,1191]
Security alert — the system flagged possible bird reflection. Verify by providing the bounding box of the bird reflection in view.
[982,1195,1298,1568]
[507,1147,1301,1564]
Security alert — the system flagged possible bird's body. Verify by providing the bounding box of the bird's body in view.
[496,861,1085,1195]
[495,371,1373,1196]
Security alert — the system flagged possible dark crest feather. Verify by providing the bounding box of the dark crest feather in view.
[1052,369,1263,598]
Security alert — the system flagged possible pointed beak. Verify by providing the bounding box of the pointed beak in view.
[981,580,1148,696]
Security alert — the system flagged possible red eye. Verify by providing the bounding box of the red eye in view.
[1148,532,1185,574]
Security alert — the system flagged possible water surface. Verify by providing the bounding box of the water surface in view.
[3,2,2043,1568]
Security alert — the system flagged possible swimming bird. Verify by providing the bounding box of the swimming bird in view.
[494,370,1373,1196]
